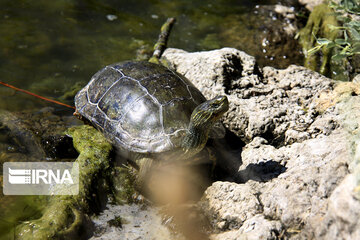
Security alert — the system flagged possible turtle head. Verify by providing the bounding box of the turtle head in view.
[190,95,229,129]
[182,95,228,157]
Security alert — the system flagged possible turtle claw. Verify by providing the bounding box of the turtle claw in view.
[132,192,151,205]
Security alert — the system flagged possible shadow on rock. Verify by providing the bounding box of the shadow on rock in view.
[235,160,287,183]
[211,129,287,184]
[211,130,245,182]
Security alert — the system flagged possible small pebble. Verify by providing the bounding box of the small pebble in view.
[106,14,118,21]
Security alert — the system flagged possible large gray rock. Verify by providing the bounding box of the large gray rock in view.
[203,128,349,239]
[164,48,334,145]
[163,47,257,99]
[313,174,360,240]
[162,47,360,239]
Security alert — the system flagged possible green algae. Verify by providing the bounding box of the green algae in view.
[298,4,340,77]
[0,195,49,240]
[111,166,137,205]
[107,215,124,228]
[14,125,112,239]
[59,82,87,103]
[200,33,221,50]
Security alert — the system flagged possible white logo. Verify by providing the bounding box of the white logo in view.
[8,168,74,184]
[3,162,79,195]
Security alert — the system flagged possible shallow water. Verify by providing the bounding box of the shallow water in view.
[0,0,303,239]
[0,0,303,112]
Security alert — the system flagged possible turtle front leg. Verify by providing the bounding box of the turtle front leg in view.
[136,157,155,192]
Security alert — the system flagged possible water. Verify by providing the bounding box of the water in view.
[0,0,303,239]
[0,0,302,112]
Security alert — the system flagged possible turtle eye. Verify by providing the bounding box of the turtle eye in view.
[211,102,220,108]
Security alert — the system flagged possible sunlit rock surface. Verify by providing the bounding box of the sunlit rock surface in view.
[162,47,360,239]
[298,0,324,11]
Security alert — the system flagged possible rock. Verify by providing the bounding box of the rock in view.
[164,48,334,146]
[163,47,257,99]
[210,214,283,240]
[0,107,80,161]
[309,174,360,240]
[16,125,113,239]
[259,129,349,229]
[216,4,304,69]
[201,182,262,230]
[352,74,360,83]
[274,5,296,20]
[202,127,349,239]
[0,109,46,160]
[298,0,324,11]
[162,47,360,239]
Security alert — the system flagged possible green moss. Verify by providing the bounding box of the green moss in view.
[58,81,87,102]
[298,4,339,76]
[15,125,112,239]
[107,216,123,228]
[0,195,48,240]
[111,166,137,205]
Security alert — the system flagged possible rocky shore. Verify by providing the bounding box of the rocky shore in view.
[161,47,360,240]
[2,46,359,240]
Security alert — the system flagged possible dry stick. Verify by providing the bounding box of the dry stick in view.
[0,81,76,110]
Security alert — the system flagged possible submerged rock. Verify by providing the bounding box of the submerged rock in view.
[162,47,360,239]
[0,107,80,161]
[217,4,305,69]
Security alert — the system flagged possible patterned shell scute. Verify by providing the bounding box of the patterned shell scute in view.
[75,61,206,153]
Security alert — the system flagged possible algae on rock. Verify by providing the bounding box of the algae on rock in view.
[15,125,112,239]
[298,4,339,77]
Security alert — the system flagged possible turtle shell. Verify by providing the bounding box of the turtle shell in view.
[75,61,206,153]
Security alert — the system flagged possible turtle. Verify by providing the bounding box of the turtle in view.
[74,60,229,188]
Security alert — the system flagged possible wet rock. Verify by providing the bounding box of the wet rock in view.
[0,109,46,161]
[110,166,137,205]
[41,135,78,159]
[298,4,341,79]
[16,125,113,239]
[217,4,305,69]
[162,47,359,239]
[0,107,80,161]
